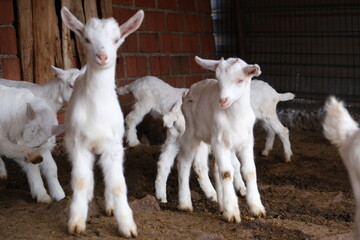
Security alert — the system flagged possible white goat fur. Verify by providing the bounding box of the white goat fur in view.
[176,56,266,223]
[323,97,360,239]
[0,85,64,203]
[61,7,144,237]
[0,65,86,113]
[117,76,188,147]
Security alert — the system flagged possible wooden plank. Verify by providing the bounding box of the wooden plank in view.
[32,0,56,84]
[61,0,73,69]
[100,0,113,18]
[71,0,87,66]
[17,0,33,82]
[52,1,63,69]
[84,0,98,21]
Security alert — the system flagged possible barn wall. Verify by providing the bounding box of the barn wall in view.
[0,0,21,80]
[0,0,215,115]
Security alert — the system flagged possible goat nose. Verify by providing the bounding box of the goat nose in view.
[219,98,228,105]
[97,53,108,62]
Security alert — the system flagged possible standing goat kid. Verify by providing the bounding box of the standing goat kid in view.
[61,7,144,237]
[176,56,266,223]
[0,85,64,202]
[323,97,360,239]
[117,76,188,147]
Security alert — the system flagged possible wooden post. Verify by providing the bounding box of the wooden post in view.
[32,0,57,84]
[71,0,87,66]
[17,0,33,82]
[100,0,113,18]
[84,0,98,21]
[61,0,73,69]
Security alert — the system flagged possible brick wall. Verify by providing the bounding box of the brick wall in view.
[0,0,216,113]
[0,0,21,80]
[112,0,216,113]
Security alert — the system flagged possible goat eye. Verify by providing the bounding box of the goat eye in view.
[69,83,73,89]
[236,79,244,84]
[85,37,91,44]
[114,38,120,44]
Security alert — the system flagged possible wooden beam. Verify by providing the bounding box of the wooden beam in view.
[84,0,98,21]
[32,0,56,84]
[61,0,73,69]
[17,0,33,82]
[100,0,113,18]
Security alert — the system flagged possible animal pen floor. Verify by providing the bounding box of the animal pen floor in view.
[0,126,356,240]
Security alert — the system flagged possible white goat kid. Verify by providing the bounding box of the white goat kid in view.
[0,65,85,113]
[177,56,266,223]
[251,80,294,162]
[323,97,360,240]
[117,76,188,147]
[0,85,64,202]
[61,7,144,237]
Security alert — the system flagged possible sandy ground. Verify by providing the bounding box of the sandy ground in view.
[0,123,356,240]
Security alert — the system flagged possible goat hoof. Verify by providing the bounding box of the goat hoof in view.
[223,211,241,223]
[37,194,52,203]
[68,223,86,235]
[178,204,193,212]
[0,174,8,180]
[106,208,114,216]
[119,223,137,238]
[249,204,266,217]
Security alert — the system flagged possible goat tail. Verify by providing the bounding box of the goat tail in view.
[278,92,295,102]
[323,96,358,148]
[116,84,131,95]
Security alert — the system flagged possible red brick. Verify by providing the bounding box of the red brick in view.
[182,34,199,53]
[179,0,196,12]
[197,0,212,13]
[141,11,165,31]
[0,28,17,54]
[125,56,147,77]
[202,15,214,33]
[161,33,182,53]
[2,58,21,80]
[165,76,185,88]
[116,56,125,79]
[120,33,138,53]
[185,75,203,88]
[158,0,177,10]
[166,13,184,31]
[200,35,215,53]
[112,0,133,6]
[139,33,160,53]
[190,56,206,74]
[0,0,14,24]
[149,56,170,76]
[185,14,203,32]
[113,8,138,25]
[170,56,189,75]
[135,0,155,8]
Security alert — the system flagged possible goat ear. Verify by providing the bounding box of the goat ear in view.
[61,7,85,39]
[52,125,65,137]
[80,64,87,74]
[51,66,66,79]
[194,56,219,72]
[119,10,144,41]
[26,103,36,121]
[244,64,261,77]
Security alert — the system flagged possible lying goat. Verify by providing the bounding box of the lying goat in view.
[0,85,64,202]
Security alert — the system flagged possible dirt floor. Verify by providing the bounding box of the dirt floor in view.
[0,124,356,239]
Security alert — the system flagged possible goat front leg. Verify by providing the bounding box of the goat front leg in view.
[67,146,94,235]
[232,152,247,197]
[213,144,240,223]
[0,157,7,180]
[192,142,217,202]
[238,135,266,217]
[15,159,51,203]
[261,121,275,157]
[177,140,199,212]
[155,132,180,203]
[99,139,137,238]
